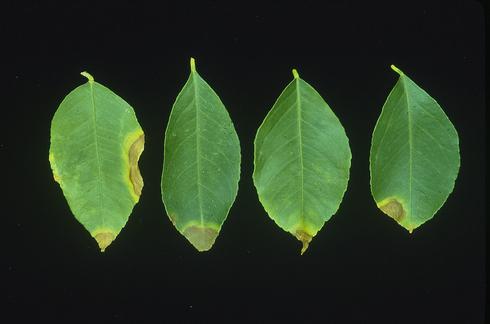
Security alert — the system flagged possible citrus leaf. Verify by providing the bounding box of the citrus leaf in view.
[370,65,460,232]
[49,72,145,252]
[161,58,241,252]
[253,69,351,254]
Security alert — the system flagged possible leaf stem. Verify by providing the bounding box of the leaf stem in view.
[390,65,404,76]
[292,68,299,79]
[80,71,94,83]
[190,57,197,73]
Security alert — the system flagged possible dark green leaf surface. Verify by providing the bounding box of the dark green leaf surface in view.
[161,58,241,252]
[370,65,460,232]
[49,72,145,252]
[253,69,351,254]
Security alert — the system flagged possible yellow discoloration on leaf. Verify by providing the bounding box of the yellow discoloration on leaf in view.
[123,129,145,202]
[128,134,144,197]
[91,228,117,252]
[53,174,61,183]
[168,212,178,226]
[49,153,62,184]
[182,223,219,252]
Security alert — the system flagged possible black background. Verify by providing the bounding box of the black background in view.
[2,0,486,322]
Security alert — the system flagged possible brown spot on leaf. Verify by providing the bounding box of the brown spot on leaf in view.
[183,225,219,252]
[295,230,312,255]
[129,134,144,197]
[379,199,405,222]
[94,232,115,252]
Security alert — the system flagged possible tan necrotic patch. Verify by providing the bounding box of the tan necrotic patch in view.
[295,230,313,255]
[379,199,405,222]
[183,225,219,252]
[128,134,145,197]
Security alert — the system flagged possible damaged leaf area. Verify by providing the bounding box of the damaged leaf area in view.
[161,58,241,252]
[182,224,220,252]
[253,69,351,254]
[126,133,145,200]
[370,65,460,232]
[378,198,405,223]
[49,72,145,252]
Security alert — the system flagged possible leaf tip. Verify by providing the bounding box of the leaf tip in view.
[80,71,94,83]
[292,68,300,79]
[93,231,116,252]
[190,57,197,73]
[390,65,404,76]
[295,230,312,255]
[183,225,219,252]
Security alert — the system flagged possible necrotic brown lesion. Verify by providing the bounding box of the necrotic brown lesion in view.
[182,225,219,252]
[379,199,405,222]
[128,134,145,197]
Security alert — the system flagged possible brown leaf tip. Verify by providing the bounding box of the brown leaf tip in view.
[94,232,115,252]
[183,225,219,252]
[379,199,405,222]
[129,134,145,197]
[295,230,312,255]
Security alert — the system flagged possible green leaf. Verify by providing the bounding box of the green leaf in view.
[161,58,241,252]
[370,65,460,232]
[253,69,351,254]
[49,72,145,252]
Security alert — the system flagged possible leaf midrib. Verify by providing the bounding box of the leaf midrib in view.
[294,79,305,225]
[191,73,204,227]
[400,77,414,217]
[88,82,104,226]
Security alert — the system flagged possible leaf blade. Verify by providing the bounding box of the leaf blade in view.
[161,58,241,252]
[49,72,144,251]
[253,70,351,253]
[370,66,460,232]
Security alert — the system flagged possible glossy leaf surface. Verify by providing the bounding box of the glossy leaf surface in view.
[253,70,351,254]
[370,65,460,232]
[49,72,144,252]
[161,58,241,252]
